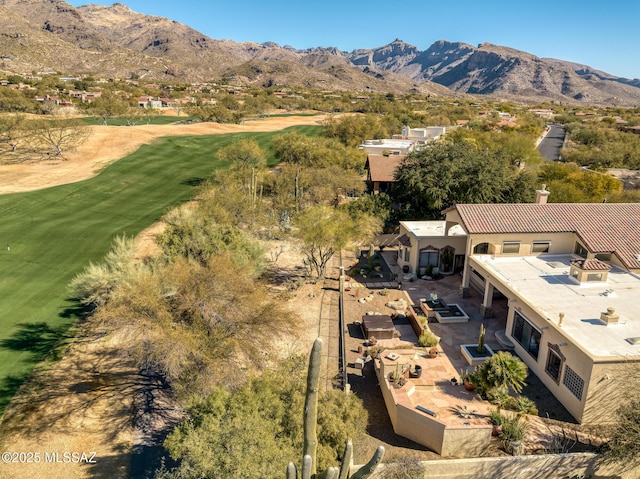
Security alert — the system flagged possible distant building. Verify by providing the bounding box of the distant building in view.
[364,154,405,194]
[359,138,415,156]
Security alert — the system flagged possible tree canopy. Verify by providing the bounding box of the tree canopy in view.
[159,356,367,479]
[294,205,381,278]
[392,140,536,219]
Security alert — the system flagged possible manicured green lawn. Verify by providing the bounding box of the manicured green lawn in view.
[0,125,321,414]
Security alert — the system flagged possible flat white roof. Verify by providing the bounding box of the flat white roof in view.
[473,254,640,359]
[361,139,414,148]
[401,221,466,238]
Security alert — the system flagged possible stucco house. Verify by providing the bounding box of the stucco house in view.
[396,220,467,276]
[440,192,640,424]
[359,138,415,156]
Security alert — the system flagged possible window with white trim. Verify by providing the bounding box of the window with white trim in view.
[563,365,585,400]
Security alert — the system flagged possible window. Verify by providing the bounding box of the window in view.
[574,242,588,258]
[532,242,550,253]
[419,250,438,267]
[545,347,564,384]
[502,242,520,254]
[404,248,410,262]
[512,311,541,360]
[596,252,612,261]
[563,366,585,401]
[473,242,489,254]
[587,273,603,282]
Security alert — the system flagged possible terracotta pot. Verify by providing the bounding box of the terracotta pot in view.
[428,348,438,358]
[463,379,475,391]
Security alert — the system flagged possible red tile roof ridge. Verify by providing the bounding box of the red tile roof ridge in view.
[453,203,640,269]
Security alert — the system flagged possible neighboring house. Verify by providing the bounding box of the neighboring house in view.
[528,109,555,119]
[441,190,640,423]
[34,95,73,107]
[361,126,447,155]
[396,125,446,142]
[359,138,415,155]
[364,154,405,194]
[396,221,467,276]
[136,96,163,109]
[67,90,102,102]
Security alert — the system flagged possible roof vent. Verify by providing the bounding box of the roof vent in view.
[600,307,619,325]
[626,337,640,345]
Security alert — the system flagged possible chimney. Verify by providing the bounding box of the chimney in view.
[536,184,550,204]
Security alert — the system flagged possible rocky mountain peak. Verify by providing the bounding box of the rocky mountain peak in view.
[0,0,639,105]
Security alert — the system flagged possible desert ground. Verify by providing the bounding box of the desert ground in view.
[0,113,326,479]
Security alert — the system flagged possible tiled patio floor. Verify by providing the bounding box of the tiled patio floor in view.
[344,247,601,459]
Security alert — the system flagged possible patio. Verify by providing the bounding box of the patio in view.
[344,247,592,459]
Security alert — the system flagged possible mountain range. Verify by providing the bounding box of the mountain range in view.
[1,0,639,106]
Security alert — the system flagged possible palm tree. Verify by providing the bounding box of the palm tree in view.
[476,351,528,395]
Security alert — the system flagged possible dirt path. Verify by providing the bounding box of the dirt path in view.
[0,114,325,195]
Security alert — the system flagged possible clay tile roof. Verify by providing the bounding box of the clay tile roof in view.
[365,154,405,183]
[453,203,640,269]
[570,258,612,271]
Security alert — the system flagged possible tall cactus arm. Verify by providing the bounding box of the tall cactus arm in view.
[326,467,339,479]
[350,446,385,479]
[303,337,322,475]
[286,462,297,479]
[338,440,353,479]
[301,454,313,479]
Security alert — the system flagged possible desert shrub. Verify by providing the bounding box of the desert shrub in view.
[508,395,539,415]
[489,408,504,426]
[376,455,425,479]
[162,357,368,479]
[486,386,511,409]
[418,330,439,348]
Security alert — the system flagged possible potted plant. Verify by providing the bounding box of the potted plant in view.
[462,369,478,391]
[488,408,504,437]
[501,414,528,455]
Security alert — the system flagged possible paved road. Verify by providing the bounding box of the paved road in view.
[537,124,565,161]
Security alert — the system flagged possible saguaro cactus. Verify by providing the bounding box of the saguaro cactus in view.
[303,337,322,474]
[478,323,486,355]
[287,337,385,479]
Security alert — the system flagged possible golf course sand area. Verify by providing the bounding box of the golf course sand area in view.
[0,113,324,478]
[0,113,325,195]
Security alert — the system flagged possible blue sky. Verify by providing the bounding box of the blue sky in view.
[68,0,640,79]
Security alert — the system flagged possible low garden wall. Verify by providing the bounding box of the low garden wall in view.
[355,453,639,479]
[401,291,425,337]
